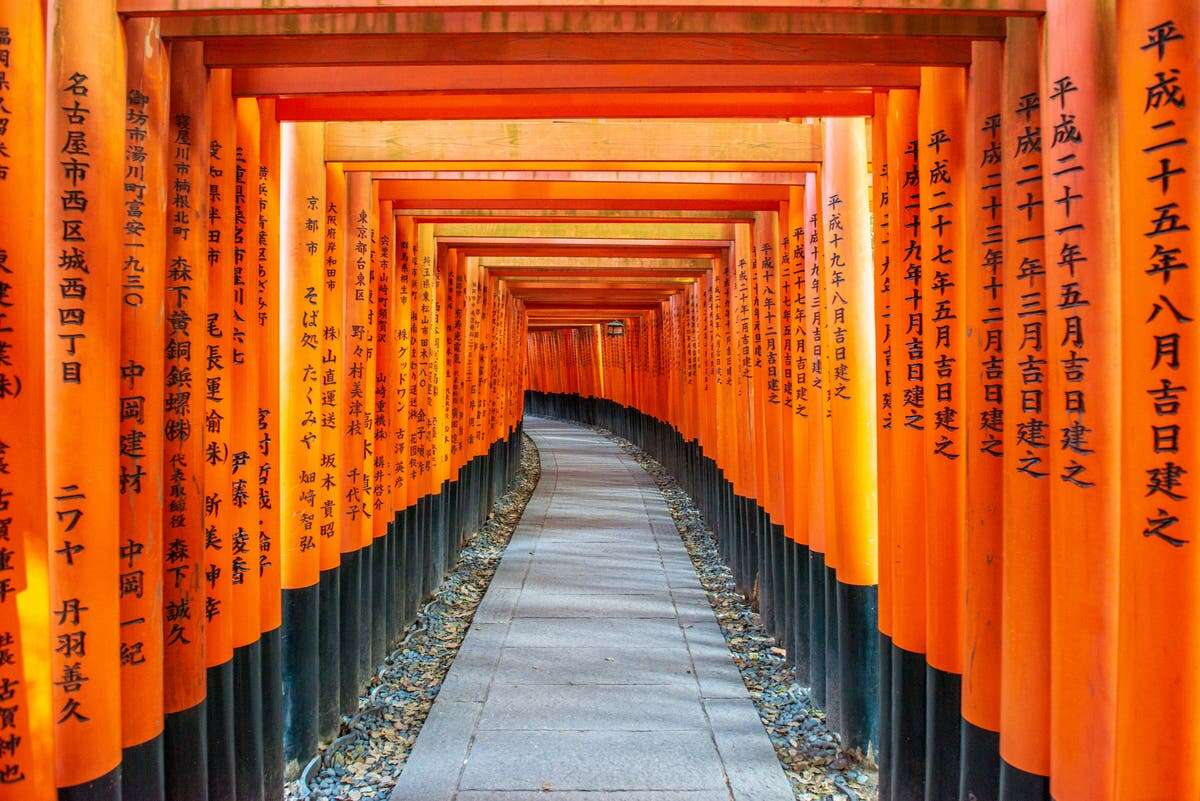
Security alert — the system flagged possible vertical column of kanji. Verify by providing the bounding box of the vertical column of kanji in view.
[278,120,324,777]
[342,171,372,703]
[804,177,830,713]
[885,87,926,801]
[993,15,1051,796]
[231,95,265,801]
[394,217,417,629]
[44,4,124,797]
[712,252,736,583]
[160,39,210,801]
[373,200,393,658]
[117,16,165,801]
[1115,6,1199,800]
[410,220,433,611]
[961,40,1004,801]
[822,115,881,755]
[364,189,384,670]
[760,212,788,642]
[317,161,344,737]
[203,68,236,801]
[998,17,1051,800]
[0,3,49,799]
[731,225,757,598]
[869,95,893,798]
[786,185,812,685]
[255,97,285,801]
[1041,7,1121,801]
[917,66,967,798]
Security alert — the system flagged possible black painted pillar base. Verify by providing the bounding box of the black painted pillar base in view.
[879,632,893,801]
[808,549,827,708]
[233,640,265,801]
[999,760,1051,801]
[959,719,1000,801]
[792,541,811,685]
[281,583,319,780]
[837,581,879,757]
[164,700,207,801]
[890,643,927,801]
[121,734,164,801]
[926,665,962,801]
[371,534,388,669]
[206,660,236,801]
[58,766,121,801]
[338,549,361,716]
[260,626,284,801]
[317,566,341,742]
[824,563,842,734]
[358,539,373,692]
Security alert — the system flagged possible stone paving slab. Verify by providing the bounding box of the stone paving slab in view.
[390,418,792,801]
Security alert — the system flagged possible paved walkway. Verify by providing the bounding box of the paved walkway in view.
[391,417,793,801]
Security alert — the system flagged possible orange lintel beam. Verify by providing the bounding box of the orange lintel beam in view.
[368,169,809,186]
[203,33,973,68]
[121,1,1044,16]
[162,10,1007,39]
[234,64,920,96]
[376,181,789,205]
[276,90,874,121]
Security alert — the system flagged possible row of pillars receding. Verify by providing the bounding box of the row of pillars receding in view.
[526,4,1199,800]
[0,4,528,800]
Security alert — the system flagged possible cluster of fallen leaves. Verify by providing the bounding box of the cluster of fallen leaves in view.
[285,434,541,801]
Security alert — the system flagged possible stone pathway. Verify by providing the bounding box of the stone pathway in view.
[390,417,794,801]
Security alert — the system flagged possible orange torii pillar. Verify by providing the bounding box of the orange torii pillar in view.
[395,216,420,627]
[205,67,239,801]
[347,173,378,691]
[1042,5,1121,800]
[918,65,967,801]
[278,120,325,777]
[961,39,1004,801]
[119,15,167,801]
[804,177,831,712]
[785,185,813,685]
[256,97,286,801]
[372,199,395,665]
[162,40,211,801]
[885,87,927,801]
[1115,4,1200,800]
[821,116,881,755]
[45,3,124,798]
[999,17,1051,801]
[320,162,347,731]
[232,95,266,801]
[0,2,52,799]
[869,96,893,797]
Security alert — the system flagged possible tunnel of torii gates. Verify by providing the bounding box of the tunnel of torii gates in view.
[0,0,1195,800]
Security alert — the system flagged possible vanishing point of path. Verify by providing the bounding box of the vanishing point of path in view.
[390,417,794,801]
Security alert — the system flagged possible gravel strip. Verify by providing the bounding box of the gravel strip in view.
[285,433,541,801]
[593,425,879,801]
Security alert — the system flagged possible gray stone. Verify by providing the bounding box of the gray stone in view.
[704,699,795,801]
[477,682,708,731]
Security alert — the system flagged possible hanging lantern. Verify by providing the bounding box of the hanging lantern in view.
[606,320,626,337]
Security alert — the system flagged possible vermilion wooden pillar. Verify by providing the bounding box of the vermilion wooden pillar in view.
[961,39,1004,801]
[1115,3,1199,800]
[278,120,325,777]
[319,161,346,733]
[161,39,211,801]
[999,17,1051,801]
[821,115,880,756]
[918,65,967,801]
[205,67,238,801]
[869,95,893,800]
[119,15,167,801]
[0,2,51,798]
[256,97,285,801]
[885,87,926,801]
[1041,5,1121,800]
[231,95,266,801]
[45,3,125,796]
[373,199,395,663]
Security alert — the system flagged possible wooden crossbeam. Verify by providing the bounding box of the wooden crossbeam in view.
[161,10,1007,39]
[332,120,819,163]
[276,90,873,121]
[204,33,972,68]
[433,222,735,240]
[234,64,919,96]
[379,169,807,186]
